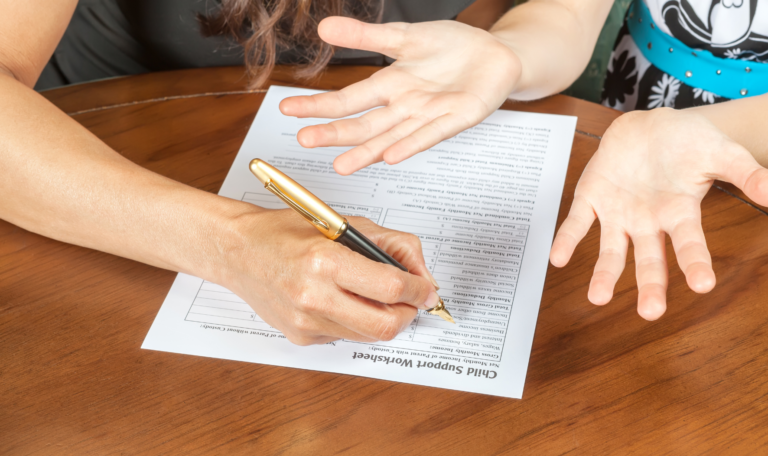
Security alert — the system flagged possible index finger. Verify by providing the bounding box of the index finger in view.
[350,218,440,288]
[331,243,440,311]
[280,77,384,119]
[322,294,419,342]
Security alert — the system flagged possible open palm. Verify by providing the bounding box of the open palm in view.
[550,109,768,320]
[279,17,521,175]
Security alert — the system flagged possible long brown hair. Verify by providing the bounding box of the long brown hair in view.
[200,0,383,88]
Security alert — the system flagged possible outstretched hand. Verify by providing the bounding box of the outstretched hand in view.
[279,17,521,175]
[550,108,768,320]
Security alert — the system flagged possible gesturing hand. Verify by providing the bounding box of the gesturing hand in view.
[279,17,521,175]
[550,108,768,320]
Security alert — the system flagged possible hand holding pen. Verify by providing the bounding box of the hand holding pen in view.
[222,208,444,346]
[210,160,449,346]
[250,159,454,324]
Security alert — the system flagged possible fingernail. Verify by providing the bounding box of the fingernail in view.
[422,291,440,310]
[426,271,440,290]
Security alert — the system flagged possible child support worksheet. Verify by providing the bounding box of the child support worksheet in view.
[142,86,576,398]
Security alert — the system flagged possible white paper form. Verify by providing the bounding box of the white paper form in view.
[142,86,576,399]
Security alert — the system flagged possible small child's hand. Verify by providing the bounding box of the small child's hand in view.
[550,108,768,320]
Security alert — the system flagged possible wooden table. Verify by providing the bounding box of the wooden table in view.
[3,66,767,454]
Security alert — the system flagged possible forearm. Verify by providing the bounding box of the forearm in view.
[690,94,768,168]
[490,0,614,100]
[0,73,258,283]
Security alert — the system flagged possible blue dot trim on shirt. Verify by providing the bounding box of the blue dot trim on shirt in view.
[627,0,768,99]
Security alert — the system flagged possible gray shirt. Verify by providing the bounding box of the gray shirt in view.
[37,0,476,90]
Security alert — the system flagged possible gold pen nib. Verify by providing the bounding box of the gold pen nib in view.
[427,297,455,324]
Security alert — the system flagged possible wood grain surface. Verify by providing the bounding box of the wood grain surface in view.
[2,66,766,455]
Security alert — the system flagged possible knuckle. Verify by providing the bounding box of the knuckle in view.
[350,216,372,228]
[294,289,319,313]
[291,313,317,334]
[599,247,623,258]
[676,239,707,255]
[389,102,410,121]
[374,315,403,341]
[404,233,423,251]
[358,143,378,161]
[337,90,350,111]
[305,244,337,277]
[412,112,432,124]
[359,116,373,136]
[385,276,407,302]
[386,126,406,142]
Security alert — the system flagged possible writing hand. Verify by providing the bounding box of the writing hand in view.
[550,108,768,320]
[279,17,521,175]
[225,210,439,345]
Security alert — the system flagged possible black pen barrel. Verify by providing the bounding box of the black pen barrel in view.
[334,225,408,272]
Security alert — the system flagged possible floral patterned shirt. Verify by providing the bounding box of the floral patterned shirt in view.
[647,0,768,62]
[601,0,766,111]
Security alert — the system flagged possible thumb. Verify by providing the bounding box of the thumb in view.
[716,141,768,207]
[318,17,407,59]
[741,167,768,207]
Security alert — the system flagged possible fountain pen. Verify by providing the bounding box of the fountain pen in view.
[249,159,454,324]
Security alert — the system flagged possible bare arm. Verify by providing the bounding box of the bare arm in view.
[0,0,246,282]
[692,94,768,168]
[0,1,437,345]
[0,72,257,280]
[491,0,616,100]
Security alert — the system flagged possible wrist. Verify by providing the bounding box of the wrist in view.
[690,95,768,168]
[487,31,524,98]
[184,196,267,287]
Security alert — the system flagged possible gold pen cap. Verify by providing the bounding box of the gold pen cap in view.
[249,159,348,240]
